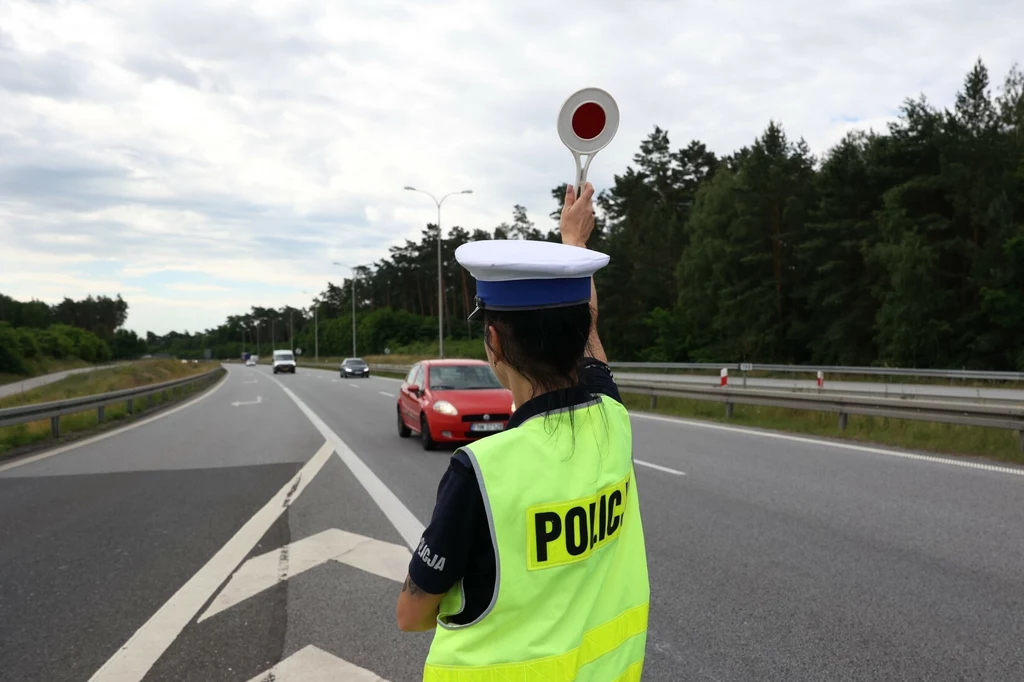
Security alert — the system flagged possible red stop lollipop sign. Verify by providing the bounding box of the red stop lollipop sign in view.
[558,88,619,195]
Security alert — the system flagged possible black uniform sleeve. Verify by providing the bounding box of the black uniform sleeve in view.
[579,357,623,404]
[407,453,481,594]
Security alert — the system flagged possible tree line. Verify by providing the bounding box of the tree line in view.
[0,294,148,374]
[122,60,1024,370]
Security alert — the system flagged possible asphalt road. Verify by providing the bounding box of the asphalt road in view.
[1,364,1022,681]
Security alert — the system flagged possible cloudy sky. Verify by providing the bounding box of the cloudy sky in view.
[2,0,1021,335]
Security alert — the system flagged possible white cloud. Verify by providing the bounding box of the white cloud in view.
[164,283,231,293]
[2,0,1023,333]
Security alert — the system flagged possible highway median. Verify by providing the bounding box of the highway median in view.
[0,360,225,460]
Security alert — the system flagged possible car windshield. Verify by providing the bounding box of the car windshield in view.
[275,353,294,362]
[428,365,503,390]
[343,359,367,367]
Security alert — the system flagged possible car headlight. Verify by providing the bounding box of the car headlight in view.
[432,400,459,416]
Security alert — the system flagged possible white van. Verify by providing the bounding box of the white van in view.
[272,349,297,374]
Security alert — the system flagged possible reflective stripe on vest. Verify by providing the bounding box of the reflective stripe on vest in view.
[423,396,650,681]
[423,603,648,682]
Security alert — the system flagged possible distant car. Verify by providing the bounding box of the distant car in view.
[340,357,370,378]
[272,349,297,374]
[245,358,256,367]
[397,359,514,451]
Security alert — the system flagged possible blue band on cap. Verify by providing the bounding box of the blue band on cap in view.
[476,277,591,310]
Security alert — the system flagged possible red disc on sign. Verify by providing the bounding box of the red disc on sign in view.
[571,102,606,140]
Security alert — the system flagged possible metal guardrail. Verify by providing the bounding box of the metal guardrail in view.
[608,362,1024,382]
[0,368,223,437]
[282,357,1023,383]
[346,361,1024,448]
[617,378,1024,440]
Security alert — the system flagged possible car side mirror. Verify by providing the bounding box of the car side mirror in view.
[408,384,421,395]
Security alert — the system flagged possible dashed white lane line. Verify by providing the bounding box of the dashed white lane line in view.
[87,441,335,682]
[631,412,1024,477]
[379,391,395,397]
[348,383,360,388]
[0,369,229,475]
[635,459,685,476]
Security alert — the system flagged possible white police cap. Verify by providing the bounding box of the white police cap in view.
[455,239,609,319]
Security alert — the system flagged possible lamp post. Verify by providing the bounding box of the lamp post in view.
[403,186,473,358]
[333,263,359,357]
[302,291,319,362]
[255,317,266,359]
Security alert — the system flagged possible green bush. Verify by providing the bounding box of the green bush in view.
[35,328,74,359]
[15,328,41,359]
[0,322,112,375]
[0,323,27,374]
[48,324,111,362]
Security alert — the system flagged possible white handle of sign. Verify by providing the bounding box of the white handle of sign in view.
[574,153,595,197]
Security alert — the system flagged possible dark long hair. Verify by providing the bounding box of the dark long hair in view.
[483,303,594,452]
[483,303,591,393]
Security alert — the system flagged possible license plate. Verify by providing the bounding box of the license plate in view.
[470,422,504,432]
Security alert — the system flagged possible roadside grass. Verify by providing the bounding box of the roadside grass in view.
[618,393,1024,465]
[0,357,93,387]
[0,361,222,458]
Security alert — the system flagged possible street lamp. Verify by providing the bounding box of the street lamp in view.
[255,317,266,358]
[333,263,360,357]
[404,186,473,358]
[302,291,319,362]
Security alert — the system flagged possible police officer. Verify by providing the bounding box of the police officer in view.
[396,182,650,681]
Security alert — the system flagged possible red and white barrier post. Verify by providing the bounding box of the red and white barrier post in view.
[816,371,824,390]
[720,368,728,387]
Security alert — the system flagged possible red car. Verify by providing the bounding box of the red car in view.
[397,359,514,450]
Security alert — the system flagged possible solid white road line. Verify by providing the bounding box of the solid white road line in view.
[632,412,1024,477]
[199,528,408,622]
[87,441,335,682]
[247,645,388,682]
[635,459,686,476]
[272,378,426,549]
[379,391,395,398]
[0,369,229,475]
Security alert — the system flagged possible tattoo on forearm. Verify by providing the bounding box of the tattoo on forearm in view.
[402,575,423,595]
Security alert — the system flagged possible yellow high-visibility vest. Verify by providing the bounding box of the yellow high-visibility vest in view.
[424,395,650,681]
